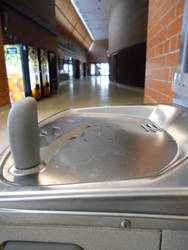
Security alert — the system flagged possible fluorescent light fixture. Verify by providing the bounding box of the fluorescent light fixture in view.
[70,0,95,40]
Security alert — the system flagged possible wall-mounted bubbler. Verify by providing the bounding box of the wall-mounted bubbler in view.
[7,97,40,173]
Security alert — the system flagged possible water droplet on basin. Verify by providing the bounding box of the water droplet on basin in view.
[53,126,60,130]
[80,131,85,137]
[67,119,74,123]
[40,130,48,136]
[70,136,77,140]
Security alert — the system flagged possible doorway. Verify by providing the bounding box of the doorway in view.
[90,63,109,76]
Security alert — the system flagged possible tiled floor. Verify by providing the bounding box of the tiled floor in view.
[0,76,144,152]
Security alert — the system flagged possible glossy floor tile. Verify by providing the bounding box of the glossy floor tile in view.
[0,76,144,152]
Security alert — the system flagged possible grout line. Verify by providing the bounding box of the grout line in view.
[149,0,170,23]
[145,94,158,104]
[148,2,183,33]
[146,66,177,69]
[148,49,179,59]
[148,32,181,50]
[148,86,173,99]
[146,78,172,83]
[149,15,183,42]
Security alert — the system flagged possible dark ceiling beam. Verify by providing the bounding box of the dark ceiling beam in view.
[56,41,75,54]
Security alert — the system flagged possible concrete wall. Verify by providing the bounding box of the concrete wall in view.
[144,0,185,104]
[88,40,108,63]
[108,0,148,54]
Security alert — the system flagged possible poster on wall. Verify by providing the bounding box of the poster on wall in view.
[28,46,42,100]
[4,45,25,104]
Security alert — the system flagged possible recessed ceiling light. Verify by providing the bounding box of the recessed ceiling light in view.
[97,7,101,10]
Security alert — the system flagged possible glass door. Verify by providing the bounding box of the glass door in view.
[101,63,109,75]
[96,63,101,76]
[90,64,95,75]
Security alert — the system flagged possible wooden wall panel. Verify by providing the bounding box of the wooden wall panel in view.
[55,0,93,51]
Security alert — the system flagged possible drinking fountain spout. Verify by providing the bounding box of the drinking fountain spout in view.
[7,97,40,171]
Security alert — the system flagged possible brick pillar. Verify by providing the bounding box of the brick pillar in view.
[0,18,10,107]
[144,0,185,104]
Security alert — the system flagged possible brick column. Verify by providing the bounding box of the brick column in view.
[144,0,185,104]
[0,18,10,107]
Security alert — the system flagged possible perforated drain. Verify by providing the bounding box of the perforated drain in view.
[140,123,163,133]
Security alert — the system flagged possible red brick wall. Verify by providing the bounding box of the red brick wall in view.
[144,0,185,104]
[0,20,10,107]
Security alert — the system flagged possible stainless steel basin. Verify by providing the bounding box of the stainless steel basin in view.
[0,104,188,226]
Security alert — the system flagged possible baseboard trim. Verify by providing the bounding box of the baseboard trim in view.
[110,81,144,93]
[0,104,11,112]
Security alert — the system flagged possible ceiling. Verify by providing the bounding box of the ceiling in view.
[71,0,115,40]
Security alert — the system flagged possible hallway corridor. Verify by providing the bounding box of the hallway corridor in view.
[0,77,144,152]
[38,76,144,118]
